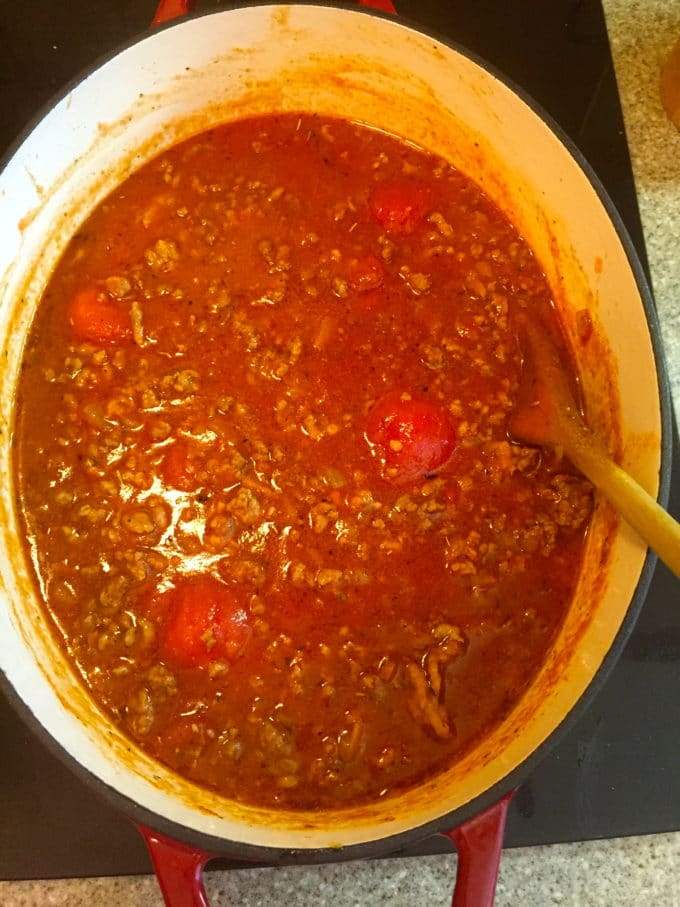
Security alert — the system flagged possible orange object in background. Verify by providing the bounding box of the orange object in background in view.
[661,36,680,128]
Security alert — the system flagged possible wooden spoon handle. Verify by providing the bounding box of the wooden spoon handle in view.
[510,316,677,576]
[567,438,680,579]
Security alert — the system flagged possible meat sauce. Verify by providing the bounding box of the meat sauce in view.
[13,114,592,809]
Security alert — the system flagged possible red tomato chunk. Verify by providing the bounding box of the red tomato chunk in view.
[68,286,132,343]
[15,113,593,812]
[161,440,198,492]
[369,180,430,234]
[161,576,251,668]
[366,392,457,483]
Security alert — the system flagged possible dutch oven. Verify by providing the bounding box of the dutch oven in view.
[0,2,671,904]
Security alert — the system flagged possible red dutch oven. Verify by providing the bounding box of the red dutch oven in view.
[0,1,672,904]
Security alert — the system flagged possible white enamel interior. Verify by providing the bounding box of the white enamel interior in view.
[0,5,662,852]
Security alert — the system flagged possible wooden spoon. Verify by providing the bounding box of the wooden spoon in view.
[509,317,680,579]
[661,35,680,130]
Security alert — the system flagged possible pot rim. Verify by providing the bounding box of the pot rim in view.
[0,0,672,864]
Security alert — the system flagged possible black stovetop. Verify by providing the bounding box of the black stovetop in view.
[1,0,679,882]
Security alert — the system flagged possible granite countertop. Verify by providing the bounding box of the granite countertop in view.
[2,1,679,904]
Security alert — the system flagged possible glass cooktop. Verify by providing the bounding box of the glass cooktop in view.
[0,0,678,880]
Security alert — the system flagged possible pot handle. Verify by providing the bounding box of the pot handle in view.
[136,792,513,907]
[442,791,515,907]
[152,0,193,27]
[137,823,217,907]
[358,0,398,11]
[152,0,396,26]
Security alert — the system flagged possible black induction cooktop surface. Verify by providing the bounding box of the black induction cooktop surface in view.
[1,0,679,882]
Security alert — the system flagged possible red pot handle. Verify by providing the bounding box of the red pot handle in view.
[358,0,398,11]
[136,791,513,907]
[152,0,396,26]
[442,791,515,907]
[137,823,218,907]
[152,0,193,27]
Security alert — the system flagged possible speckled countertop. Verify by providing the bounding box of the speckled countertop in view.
[1,1,679,905]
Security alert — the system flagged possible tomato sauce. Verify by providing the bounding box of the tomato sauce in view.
[13,114,592,809]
